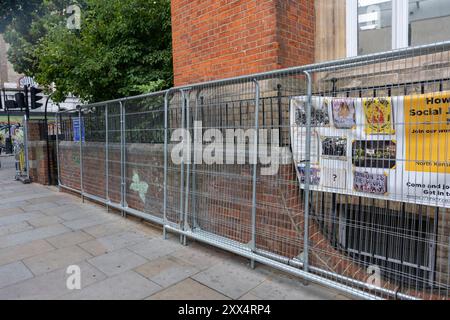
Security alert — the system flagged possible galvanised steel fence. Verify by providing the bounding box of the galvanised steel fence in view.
[56,41,450,300]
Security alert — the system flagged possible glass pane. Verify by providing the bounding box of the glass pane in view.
[358,0,392,55]
[409,0,450,46]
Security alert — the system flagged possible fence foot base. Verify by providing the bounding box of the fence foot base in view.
[250,259,255,269]
[180,234,188,246]
[16,175,30,184]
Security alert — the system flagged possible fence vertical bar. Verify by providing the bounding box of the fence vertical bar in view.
[163,90,170,239]
[78,108,84,202]
[119,101,125,216]
[122,101,128,214]
[183,91,191,246]
[302,71,313,273]
[179,89,186,245]
[105,104,109,211]
[250,79,260,269]
[23,115,30,181]
[55,113,61,190]
[192,91,202,230]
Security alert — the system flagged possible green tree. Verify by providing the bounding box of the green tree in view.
[0,1,42,33]
[3,0,172,103]
[1,0,47,76]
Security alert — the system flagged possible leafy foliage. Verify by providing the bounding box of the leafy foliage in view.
[3,0,172,103]
[0,0,42,33]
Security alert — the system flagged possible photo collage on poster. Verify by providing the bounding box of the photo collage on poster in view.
[290,96,396,197]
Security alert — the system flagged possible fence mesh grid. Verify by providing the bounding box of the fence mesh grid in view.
[55,42,450,300]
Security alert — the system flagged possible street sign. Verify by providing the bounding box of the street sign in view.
[72,117,85,142]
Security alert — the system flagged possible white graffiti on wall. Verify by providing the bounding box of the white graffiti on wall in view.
[130,171,148,204]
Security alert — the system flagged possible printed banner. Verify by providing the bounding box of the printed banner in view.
[290,92,450,208]
[404,93,450,174]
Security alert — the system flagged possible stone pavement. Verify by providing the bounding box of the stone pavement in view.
[0,155,351,300]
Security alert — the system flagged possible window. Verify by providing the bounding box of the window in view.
[340,204,436,287]
[346,0,450,57]
[409,0,450,46]
[358,0,393,55]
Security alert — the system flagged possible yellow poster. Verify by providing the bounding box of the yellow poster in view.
[363,98,395,135]
[404,92,450,173]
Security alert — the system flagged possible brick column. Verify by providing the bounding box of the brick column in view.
[171,0,315,86]
[26,121,57,185]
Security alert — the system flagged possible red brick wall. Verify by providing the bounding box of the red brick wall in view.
[60,142,450,297]
[58,142,169,220]
[276,0,315,67]
[58,142,369,278]
[171,0,315,86]
[27,121,58,185]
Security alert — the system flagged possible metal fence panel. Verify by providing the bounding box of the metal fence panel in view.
[182,81,259,251]
[55,41,450,300]
[81,104,107,200]
[57,110,81,192]
[123,94,166,222]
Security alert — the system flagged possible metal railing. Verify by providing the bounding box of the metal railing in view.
[56,41,450,300]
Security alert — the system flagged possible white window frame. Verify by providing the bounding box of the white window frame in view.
[346,0,409,57]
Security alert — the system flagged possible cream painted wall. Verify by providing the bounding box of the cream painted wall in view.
[0,34,23,88]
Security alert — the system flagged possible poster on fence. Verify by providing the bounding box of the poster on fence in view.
[290,92,450,208]
[72,118,85,142]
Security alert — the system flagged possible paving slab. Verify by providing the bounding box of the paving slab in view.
[52,197,82,206]
[82,221,130,238]
[60,271,161,300]
[0,239,55,267]
[41,204,85,216]
[0,221,34,237]
[20,201,60,212]
[0,212,44,227]
[128,237,180,261]
[248,275,339,300]
[58,210,96,222]
[169,245,224,271]
[0,224,70,249]
[135,256,200,288]
[87,248,148,276]
[46,231,94,249]
[0,207,24,217]
[23,245,92,276]
[0,201,30,210]
[147,278,230,300]
[238,292,263,300]
[5,191,54,203]
[0,261,34,289]
[192,260,267,299]
[27,216,63,228]
[26,195,70,205]
[0,261,106,300]
[78,231,148,256]
[62,216,110,230]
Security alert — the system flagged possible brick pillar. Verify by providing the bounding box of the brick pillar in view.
[171,0,315,86]
[26,121,57,185]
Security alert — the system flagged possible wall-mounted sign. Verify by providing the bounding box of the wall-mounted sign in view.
[72,118,85,142]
